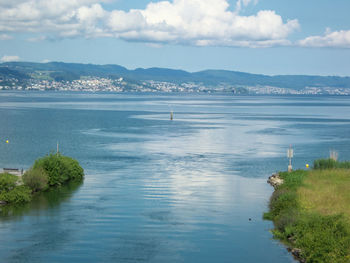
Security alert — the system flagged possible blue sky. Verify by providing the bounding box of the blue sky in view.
[1,0,350,76]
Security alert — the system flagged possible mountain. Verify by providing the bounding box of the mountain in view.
[1,61,350,91]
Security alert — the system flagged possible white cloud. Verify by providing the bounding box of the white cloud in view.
[0,34,12,40]
[0,0,106,34]
[299,28,350,48]
[0,0,299,47]
[107,0,299,47]
[1,55,20,62]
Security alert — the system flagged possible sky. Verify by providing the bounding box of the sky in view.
[0,0,350,76]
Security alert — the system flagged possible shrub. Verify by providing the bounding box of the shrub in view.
[0,185,32,204]
[0,173,32,204]
[269,189,297,217]
[274,209,299,233]
[33,153,84,186]
[294,214,350,263]
[0,173,19,193]
[22,168,49,192]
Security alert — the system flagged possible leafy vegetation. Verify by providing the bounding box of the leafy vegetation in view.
[22,168,49,192]
[0,172,19,192]
[33,153,84,186]
[0,153,84,206]
[265,162,350,262]
[0,173,32,204]
[0,180,83,219]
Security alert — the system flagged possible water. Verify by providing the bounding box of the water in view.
[1,92,350,262]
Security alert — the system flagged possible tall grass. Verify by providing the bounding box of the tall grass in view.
[314,158,350,170]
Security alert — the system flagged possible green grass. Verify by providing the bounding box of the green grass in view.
[298,169,350,222]
[265,163,350,263]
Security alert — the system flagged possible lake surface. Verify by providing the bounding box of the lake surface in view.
[1,92,350,262]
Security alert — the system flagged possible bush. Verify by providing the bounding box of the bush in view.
[0,173,18,193]
[22,168,48,192]
[269,189,297,217]
[0,185,32,204]
[0,173,32,204]
[33,153,84,186]
[294,214,350,263]
[274,209,299,233]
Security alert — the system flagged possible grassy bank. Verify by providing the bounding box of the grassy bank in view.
[0,153,84,206]
[264,159,350,263]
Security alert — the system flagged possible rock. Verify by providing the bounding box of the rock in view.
[287,236,295,243]
[267,173,284,188]
[291,248,301,256]
[291,248,305,262]
[0,200,7,205]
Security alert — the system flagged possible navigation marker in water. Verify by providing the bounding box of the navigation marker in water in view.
[5,139,9,144]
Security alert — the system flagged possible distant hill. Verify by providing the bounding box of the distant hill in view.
[0,66,29,80]
[1,61,350,90]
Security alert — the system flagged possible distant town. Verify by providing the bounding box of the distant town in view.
[1,62,350,95]
[2,76,350,95]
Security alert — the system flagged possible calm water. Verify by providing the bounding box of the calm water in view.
[1,92,350,262]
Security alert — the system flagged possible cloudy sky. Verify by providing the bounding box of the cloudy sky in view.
[1,0,350,75]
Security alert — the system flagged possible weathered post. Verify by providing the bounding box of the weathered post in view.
[287,145,293,172]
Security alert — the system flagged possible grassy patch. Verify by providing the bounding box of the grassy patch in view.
[265,165,350,262]
[298,169,350,219]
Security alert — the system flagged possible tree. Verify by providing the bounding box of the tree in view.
[0,173,18,193]
[22,168,48,192]
[33,153,84,186]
